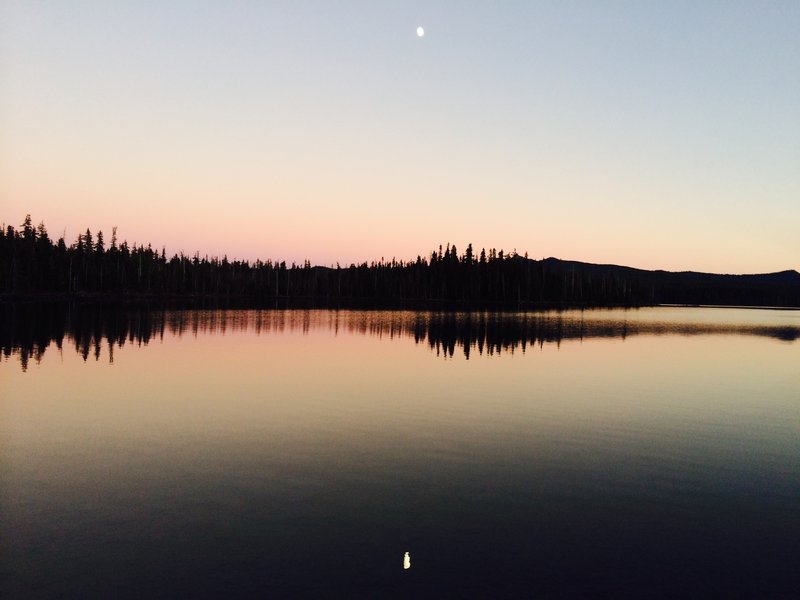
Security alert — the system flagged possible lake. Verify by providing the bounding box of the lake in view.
[1,306,799,597]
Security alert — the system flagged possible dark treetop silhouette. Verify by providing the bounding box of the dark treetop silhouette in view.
[2,216,799,308]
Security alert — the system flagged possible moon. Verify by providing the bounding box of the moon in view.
[416,26,424,37]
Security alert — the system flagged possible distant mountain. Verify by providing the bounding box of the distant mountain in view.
[536,257,800,307]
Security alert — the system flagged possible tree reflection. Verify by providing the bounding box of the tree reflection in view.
[1,305,797,371]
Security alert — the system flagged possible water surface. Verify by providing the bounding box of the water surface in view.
[2,307,799,597]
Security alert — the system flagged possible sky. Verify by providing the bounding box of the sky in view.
[1,1,798,273]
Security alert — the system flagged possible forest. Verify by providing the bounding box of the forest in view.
[2,216,799,308]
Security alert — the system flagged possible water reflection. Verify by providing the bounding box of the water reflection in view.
[2,304,798,597]
[1,304,797,371]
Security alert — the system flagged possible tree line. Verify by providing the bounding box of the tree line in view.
[0,216,646,306]
[2,216,798,307]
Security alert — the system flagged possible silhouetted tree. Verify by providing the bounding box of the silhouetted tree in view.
[1,217,798,308]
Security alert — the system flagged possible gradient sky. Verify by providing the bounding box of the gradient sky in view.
[1,1,798,273]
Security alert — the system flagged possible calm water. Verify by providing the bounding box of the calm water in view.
[1,307,799,597]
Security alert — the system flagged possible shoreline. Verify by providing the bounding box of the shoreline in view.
[1,293,798,311]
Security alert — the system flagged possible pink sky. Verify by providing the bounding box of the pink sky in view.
[2,2,798,273]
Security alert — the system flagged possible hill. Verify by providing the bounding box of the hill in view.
[537,257,800,306]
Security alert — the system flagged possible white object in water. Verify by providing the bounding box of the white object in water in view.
[403,551,411,569]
